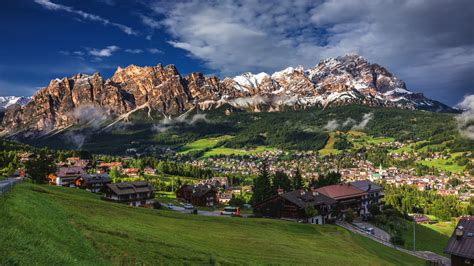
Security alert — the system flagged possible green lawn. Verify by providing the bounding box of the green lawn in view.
[418,156,465,173]
[377,218,451,256]
[319,132,341,156]
[421,222,456,238]
[0,183,423,265]
[202,145,274,158]
[178,135,234,155]
[402,222,451,256]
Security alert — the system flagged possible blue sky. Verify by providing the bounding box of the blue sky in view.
[0,0,472,106]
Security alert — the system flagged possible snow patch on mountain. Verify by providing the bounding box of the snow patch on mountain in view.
[0,96,31,110]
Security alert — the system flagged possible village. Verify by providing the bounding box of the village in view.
[188,148,473,202]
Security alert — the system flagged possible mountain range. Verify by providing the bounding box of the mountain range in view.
[0,54,454,135]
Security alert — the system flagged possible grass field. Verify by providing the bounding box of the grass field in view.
[319,132,341,156]
[202,145,274,158]
[178,135,234,155]
[377,218,452,256]
[0,183,423,265]
[417,152,466,173]
[421,222,456,238]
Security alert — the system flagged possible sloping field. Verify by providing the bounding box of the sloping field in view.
[0,183,423,265]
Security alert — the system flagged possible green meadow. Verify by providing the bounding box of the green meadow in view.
[0,183,423,265]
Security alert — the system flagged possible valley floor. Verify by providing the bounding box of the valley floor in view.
[0,183,424,265]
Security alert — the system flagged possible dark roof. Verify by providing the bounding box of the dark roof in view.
[315,184,367,200]
[445,216,474,259]
[57,167,85,177]
[192,184,217,197]
[280,190,337,208]
[350,180,383,193]
[106,181,154,196]
[81,174,111,184]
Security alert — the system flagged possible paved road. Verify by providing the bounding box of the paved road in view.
[337,221,450,265]
[167,205,249,217]
[353,221,391,241]
[0,178,21,194]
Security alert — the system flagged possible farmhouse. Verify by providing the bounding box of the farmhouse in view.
[350,180,384,214]
[445,216,474,266]
[103,181,155,207]
[176,184,219,207]
[48,166,85,187]
[253,189,337,224]
[315,183,368,217]
[74,174,111,193]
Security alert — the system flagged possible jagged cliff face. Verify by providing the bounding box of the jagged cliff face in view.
[0,54,453,133]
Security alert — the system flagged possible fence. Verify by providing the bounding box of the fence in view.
[0,178,21,194]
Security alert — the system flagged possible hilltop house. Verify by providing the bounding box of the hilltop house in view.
[253,189,337,224]
[74,174,111,193]
[445,216,474,266]
[103,181,155,207]
[315,183,368,217]
[176,184,219,207]
[48,167,85,187]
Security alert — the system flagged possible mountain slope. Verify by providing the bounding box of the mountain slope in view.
[0,183,423,265]
[0,96,31,111]
[0,54,454,134]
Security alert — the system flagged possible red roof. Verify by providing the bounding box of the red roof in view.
[98,162,122,168]
[315,184,367,200]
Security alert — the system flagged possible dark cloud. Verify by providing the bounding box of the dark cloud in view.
[144,0,473,105]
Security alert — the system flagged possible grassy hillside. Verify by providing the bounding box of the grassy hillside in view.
[0,183,423,265]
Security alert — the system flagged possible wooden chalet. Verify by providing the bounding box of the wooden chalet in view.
[103,181,155,207]
[74,174,111,193]
[176,184,218,207]
[253,189,337,224]
[445,216,474,266]
[315,183,368,217]
[350,180,384,215]
[48,166,85,187]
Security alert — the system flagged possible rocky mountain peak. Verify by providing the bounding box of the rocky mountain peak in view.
[0,54,454,134]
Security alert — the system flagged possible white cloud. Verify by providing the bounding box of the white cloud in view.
[125,49,143,54]
[144,0,473,105]
[88,45,120,57]
[456,95,474,139]
[140,15,161,29]
[34,0,136,35]
[351,113,374,131]
[148,48,163,54]
[324,119,340,131]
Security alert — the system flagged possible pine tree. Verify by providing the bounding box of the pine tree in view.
[272,171,291,192]
[292,167,304,190]
[251,161,272,204]
[25,151,56,184]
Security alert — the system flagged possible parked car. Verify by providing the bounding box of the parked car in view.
[166,203,174,209]
[366,228,375,234]
[220,206,240,216]
[184,203,194,210]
